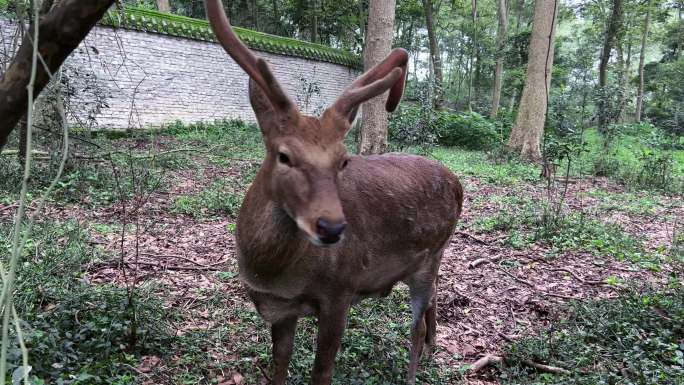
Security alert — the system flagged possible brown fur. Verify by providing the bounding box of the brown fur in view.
[237,95,463,385]
[203,1,464,382]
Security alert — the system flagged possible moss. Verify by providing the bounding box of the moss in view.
[100,6,361,68]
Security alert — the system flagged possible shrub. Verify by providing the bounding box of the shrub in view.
[388,102,439,151]
[436,111,499,150]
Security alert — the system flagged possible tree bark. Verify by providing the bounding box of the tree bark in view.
[0,0,115,151]
[358,0,396,155]
[467,0,478,111]
[635,0,651,122]
[598,0,623,130]
[490,0,508,118]
[156,0,171,12]
[422,0,443,110]
[506,0,558,161]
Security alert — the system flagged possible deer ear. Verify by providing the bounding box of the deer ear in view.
[249,79,299,136]
[249,79,277,135]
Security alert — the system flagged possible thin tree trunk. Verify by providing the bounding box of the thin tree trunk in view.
[358,0,396,155]
[422,0,443,109]
[491,0,508,118]
[156,0,171,12]
[468,0,477,112]
[598,0,623,130]
[617,36,632,122]
[311,0,318,43]
[0,0,115,151]
[506,0,558,161]
[635,0,651,122]
[515,0,525,34]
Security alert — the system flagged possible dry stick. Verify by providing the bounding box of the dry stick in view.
[522,359,571,375]
[456,230,489,244]
[469,355,571,375]
[469,255,501,268]
[139,252,229,268]
[469,354,504,372]
[121,260,222,272]
[552,267,605,285]
[499,268,580,300]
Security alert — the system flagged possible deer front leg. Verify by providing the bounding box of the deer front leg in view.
[271,316,298,385]
[310,297,351,385]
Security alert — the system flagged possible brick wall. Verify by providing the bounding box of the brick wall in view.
[0,18,360,130]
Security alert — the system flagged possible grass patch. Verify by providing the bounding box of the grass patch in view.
[500,285,684,385]
[155,286,462,384]
[430,147,539,186]
[1,221,170,385]
[579,128,684,194]
[534,214,650,264]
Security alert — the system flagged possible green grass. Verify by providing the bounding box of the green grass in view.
[0,221,170,385]
[155,285,462,385]
[172,180,244,218]
[500,285,684,385]
[578,128,684,194]
[583,189,668,216]
[430,147,539,186]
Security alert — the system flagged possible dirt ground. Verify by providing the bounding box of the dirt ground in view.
[2,151,681,384]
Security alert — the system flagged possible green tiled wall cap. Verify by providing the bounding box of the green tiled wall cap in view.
[99,6,362,69]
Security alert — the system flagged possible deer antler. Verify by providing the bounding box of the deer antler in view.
[330,48,409,123]
[205,0,292,109]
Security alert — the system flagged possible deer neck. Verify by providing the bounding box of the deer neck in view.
[236,176,308,282]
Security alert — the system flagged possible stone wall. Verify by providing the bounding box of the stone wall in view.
[0,15,360,130]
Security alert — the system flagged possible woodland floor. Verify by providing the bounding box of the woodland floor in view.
[1,127,682,385]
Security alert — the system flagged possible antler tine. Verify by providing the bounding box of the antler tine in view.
[331,48,408,122]
[205,0,291,108]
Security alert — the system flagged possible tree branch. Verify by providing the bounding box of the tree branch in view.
[0,0,115,151]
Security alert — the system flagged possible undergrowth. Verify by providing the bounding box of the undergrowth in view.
[0,221,170,384]
[500,285,684,385]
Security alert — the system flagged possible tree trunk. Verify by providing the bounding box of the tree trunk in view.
[490,0,508,118]
[358,0,396,155]
[0,0,115,151]
[467,0,478,111]
[311,0,318,43]
[635,0,651,122]
[515,0,525,34]
[155,0,171,12]
[422,0,443,110]
[598,0,623,130]
[506,0,558,161]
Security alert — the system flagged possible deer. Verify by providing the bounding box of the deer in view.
[204,1,463,384]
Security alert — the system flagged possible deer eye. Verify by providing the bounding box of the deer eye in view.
[340,159,349,170]
[278,152,291,165]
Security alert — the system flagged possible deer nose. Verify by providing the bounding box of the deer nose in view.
[316,218,347,244]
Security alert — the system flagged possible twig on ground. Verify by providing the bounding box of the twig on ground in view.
[469,256,501,268]
[499,268,581,300]
[469,354,571,376]
[139,252,228,268]
[469,354,504,372]
[456,230,489,244]
[522,359,571,375]
[552,268,604,285]
[119,260,221,271]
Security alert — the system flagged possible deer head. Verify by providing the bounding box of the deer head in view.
[205,0,408,246]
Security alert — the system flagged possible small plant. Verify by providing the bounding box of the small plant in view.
[500,286,684,385]
[173,179,244,218]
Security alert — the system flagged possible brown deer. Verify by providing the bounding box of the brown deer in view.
[205,1,463,384]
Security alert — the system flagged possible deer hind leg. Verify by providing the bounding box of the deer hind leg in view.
[424,277,439,354]
[406,276,436,385]
[271,316,298,385]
